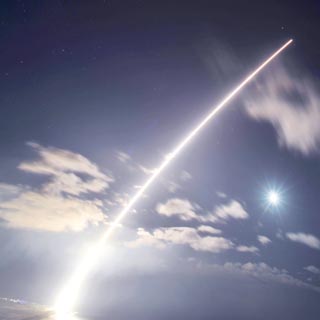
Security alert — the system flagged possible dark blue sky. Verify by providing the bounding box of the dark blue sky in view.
[0,1,320,320]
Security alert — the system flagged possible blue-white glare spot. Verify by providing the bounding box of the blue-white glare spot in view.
[267,190,280,206]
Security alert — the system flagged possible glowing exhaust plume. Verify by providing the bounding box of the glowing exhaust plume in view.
[54,39,293,319]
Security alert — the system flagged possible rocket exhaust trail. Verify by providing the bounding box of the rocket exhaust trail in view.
[54,39,293,319]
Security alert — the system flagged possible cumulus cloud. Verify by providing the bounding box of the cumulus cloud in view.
[304,265,320,275]
[236,245,259,254]
[214,200,249,221]
[0,143,112,232]
[258,235,271,246]
[127,227,234,253]
[244,64,320,155]
[286,232,320,250]
[156,198,198,221]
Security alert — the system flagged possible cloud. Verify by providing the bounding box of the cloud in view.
[127,227,234,253]
[165,180,181,193]
[0,298,55,320]
[156,198,198,221]
[116,150,131,163]
[236,245,259,254]
[197,225,221,234]
[286,232,320,250]
[156,197,249,223]
[180,170,192,182]
[126,228,166,250]
[20,142,109,180]
[0,183,23,201]
[0,143,112,232]
[217,262,320,293]
[258,235,271,246]
[214,200,249,221]
[19,142,113,196]
[304,265,320,275]
[244,64,320,155]
[216,191,227,199]
[0,190,105,232]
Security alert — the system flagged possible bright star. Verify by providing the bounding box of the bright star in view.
[268,190,280,206]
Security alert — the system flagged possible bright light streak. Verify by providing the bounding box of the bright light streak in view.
[54,39,293,318]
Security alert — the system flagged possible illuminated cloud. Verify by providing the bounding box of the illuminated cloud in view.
[0,143,112,232]
[126,228,166,250]
[244,64,320,155]
[214,200,249,221]
[0,189,105,232]
[156,198,198,221]
[286,232,320,250]
[0,298,55,320]
[19,142,113,196]
[128,226,234,253]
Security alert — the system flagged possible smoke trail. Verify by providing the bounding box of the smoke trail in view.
[54,39,293,319]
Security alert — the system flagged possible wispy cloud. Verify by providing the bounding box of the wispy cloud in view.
[244,64,320,155]
[286,232,320,250]
[155,197,249,223]
[19,142,113,196]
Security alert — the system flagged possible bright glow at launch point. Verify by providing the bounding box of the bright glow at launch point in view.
[54,39,293,319]
[268,190,280,206]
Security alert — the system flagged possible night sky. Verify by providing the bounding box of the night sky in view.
[1,1,320,319]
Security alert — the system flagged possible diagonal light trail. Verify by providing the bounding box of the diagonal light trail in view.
[54,39,293,319]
